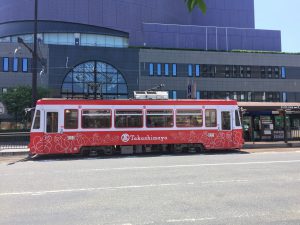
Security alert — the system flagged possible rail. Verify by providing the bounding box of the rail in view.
[0,132,30,150]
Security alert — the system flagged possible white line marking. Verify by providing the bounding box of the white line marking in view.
[0,180,247,197]
[167,217,216,223]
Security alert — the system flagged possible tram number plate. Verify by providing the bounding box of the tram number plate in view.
[207,133,215,138]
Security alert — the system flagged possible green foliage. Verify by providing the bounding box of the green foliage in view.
[0,86,49,122]
[185,0,206,13]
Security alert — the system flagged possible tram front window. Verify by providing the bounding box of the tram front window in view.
[32,110,41,130]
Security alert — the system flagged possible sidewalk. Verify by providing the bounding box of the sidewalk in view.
[1,141,300,156]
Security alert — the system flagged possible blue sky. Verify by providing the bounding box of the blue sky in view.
[255,0,300,53]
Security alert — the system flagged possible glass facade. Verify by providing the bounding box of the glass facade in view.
[61,61,128,99]
[0,33,129,48]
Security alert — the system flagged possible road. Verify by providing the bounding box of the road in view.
[0,150,300,225]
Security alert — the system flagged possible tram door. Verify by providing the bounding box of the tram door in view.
[44,111,59,153]
[221,111,233,148]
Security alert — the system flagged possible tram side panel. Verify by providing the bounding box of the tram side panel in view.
[29,103,243,155]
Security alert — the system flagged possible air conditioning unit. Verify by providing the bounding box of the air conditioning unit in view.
[134,91,169,100]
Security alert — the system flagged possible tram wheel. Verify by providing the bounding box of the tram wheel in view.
[103,147,114,156]
[172,144,183,154]
[196,144,205,153]
[80,147,90,157]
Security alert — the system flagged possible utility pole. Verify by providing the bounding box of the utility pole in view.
[32,0,38,108]
[17,0,38,118]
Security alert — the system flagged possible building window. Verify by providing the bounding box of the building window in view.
[164,64,169,76]
[232,66,237,78]
[225,66,230,78]
[188,64,193,77]
[172,64,177,76]
[261,66,266,78]
[3,57,9,72]
[195,65,200,77]
[274,67,279,78]
[267,67,272,78]
[61,61,128,99]
[22,58,28,72]
[281,67,286,79]
[172,90,177,99]
[248,92,252,101]
[282,92,287,102]
[149,63,154,76]
[13,58,18,72]
[157,64,162,76]
[240,66,244,78]
[246,66,251,78]
[196,91,200,99]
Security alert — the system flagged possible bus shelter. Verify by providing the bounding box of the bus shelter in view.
[238,102,300,142]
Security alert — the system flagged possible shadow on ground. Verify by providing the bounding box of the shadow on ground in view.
[23,149,249,163]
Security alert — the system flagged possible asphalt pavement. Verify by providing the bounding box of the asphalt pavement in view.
[0,150,300,225]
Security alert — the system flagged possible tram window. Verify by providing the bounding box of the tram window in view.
[176,109,203,127]
[65,109,78,129]
[82,109,111,129]
[146,110,173,128]
[235,110,241,127]
[221,111,231,130]
[32,110,41,129]
[115,110,143,128]
[205,109,217,127]
[46,112,58,133]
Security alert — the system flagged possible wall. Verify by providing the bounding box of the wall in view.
[0,0,281,51]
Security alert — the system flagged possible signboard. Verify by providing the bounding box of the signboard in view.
[281,106,300,110]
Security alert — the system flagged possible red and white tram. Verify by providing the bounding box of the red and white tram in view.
[29,98,244,155]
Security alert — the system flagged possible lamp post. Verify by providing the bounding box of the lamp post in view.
[17,0,38,109]
[32,0,38,108]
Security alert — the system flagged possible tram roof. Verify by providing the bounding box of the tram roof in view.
[37,98,238,106]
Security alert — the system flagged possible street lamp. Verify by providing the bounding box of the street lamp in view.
[17,0,38,110]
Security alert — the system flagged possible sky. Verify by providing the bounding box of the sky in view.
[255,0,300,53]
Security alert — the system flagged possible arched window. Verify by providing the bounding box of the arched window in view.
[61,61,128,99]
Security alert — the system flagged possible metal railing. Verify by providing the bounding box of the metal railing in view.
[0,132,30,150]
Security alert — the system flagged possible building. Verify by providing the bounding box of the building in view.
[0,0,299,140]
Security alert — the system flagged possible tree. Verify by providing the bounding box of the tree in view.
[185,0,206,13]
[0,86,49,125]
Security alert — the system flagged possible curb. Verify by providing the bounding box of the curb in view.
[243,143,300,149]
[0,151,30,157]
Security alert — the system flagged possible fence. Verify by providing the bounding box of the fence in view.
[0,132,30,149]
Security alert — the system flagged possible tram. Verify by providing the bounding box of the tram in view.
[29,97,244,155]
